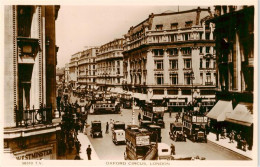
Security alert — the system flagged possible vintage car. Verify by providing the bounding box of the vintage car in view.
[112,129,125,145]
[90,121,102,138]
[169,122,187,142]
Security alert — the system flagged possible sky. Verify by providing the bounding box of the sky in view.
[56,6,210,68]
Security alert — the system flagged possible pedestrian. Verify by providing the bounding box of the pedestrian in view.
[230,130,235,143]
[106,122,109,134]
[216,128,220,141]
[175,114,179,122]
[75,140,81,154]
[171,144,175,155]
[236,131,242,149]
[138,112,141,121]
[169,109,172,118]
[86,145,92,160]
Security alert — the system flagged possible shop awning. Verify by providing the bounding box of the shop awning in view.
[150,95,165,100]
[134,93,147,101]
[206,100,233,122]
[225,103,253,127]
[80,85,86,89]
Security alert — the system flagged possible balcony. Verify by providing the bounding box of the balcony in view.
[15,106,53,128]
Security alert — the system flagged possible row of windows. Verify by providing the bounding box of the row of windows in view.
[154,59,191,70]
[154,59,216,70]
[153,47,215,56]
[154,73,215,85]
[155,21,194,31]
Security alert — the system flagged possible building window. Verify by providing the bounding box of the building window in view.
[168,48,178,55]
[169,60,178,70]
[206,59,210,68]
[206,47,210,53]
[154,49,164,56]
[200,73,203,84]
[155,60,164,70]
[200,59,203,68]
[156,24,163,31]
[93,65,95,69]
[206,73,211,84]
[155,74,164,85]
[184,74,191,85]
[171,23,178,30]
[170,74,178,85]
[206,33,210,40]
[200,47,203,54]
[117,78,120,83]
[184,34,189,40]
[182,47,191,55]
[184,59,191,69]
[213,60,216,68]
[93,78,96,82]
[185,21,193,28]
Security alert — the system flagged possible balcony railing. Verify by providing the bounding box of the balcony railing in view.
[15,105,53,127]
[205,82,214,85]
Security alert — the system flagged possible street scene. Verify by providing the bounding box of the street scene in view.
[2,3,256,164]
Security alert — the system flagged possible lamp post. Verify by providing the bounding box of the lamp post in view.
[132,89,135,125]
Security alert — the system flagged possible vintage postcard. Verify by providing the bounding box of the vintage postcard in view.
[0,0,258,167]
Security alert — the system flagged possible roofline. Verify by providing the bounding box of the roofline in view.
[128,7,211,32]
[99,38,125,48]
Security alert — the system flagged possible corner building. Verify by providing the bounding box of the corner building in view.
[123,7,216,112]
[96,38,124,94]
[4,6,61,159]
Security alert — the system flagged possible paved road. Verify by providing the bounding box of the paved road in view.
[85,108,248,160]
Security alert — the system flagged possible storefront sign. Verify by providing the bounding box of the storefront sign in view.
[136,136,150,146]
[15,149,52,160]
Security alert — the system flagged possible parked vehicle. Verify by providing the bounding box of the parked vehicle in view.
[182,112,208,142]
[169,122,187,142]
[90,121,102,138]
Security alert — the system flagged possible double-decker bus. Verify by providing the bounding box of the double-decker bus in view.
[182,111,208,142]
[143,103,165,128]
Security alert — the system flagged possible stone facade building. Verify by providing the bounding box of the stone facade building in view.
[4,5,61,160]
[123,7,216,112]
[68,52,80,90]
[77,47,99,91]
[96,38,124,94]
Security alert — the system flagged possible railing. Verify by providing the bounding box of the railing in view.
[205,82,214,85]
[15,105,53,127]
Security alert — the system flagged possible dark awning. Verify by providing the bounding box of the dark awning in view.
[206,100,233,122]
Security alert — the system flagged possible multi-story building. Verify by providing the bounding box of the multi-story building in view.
[208,6,254,150]
[96,38,124,94]
[4,5,61,160]
[123,7,216,112]
[68,52,80,90]
[77,47,99,91]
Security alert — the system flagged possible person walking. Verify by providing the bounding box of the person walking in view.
[171,144,175,155]
[86,145,92,160]
[106,122,109,134]
[169,109,172,118]
[230,130,235,143]
[138,112,141,121]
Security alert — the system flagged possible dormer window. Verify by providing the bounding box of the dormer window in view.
[156,24,163,31]
[171,23,178,30]
[185,21,193,28]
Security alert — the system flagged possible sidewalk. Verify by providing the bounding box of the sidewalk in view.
[207,132,252,159]
[77,132,99,160]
